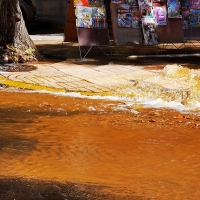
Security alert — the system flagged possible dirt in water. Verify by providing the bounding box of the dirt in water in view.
[0,91,200,200]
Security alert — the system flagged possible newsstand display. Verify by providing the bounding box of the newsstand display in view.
[73,0,111,58]
[65,0,200,57]
[110,0,200,45]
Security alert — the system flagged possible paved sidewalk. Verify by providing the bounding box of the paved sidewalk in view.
[0,38,200,105]
[0,61,157,93]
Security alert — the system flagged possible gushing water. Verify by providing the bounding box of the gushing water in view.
[108,64,200,113]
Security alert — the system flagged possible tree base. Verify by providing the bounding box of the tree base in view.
[0,62,37,72]
[0,46,39,63]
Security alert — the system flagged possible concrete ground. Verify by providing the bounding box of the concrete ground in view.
[0,32,200,107]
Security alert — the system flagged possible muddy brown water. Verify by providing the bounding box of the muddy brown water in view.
[0,91,200,200]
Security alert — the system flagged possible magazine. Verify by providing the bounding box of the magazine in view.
[74,0,104,6]
[142,18,158,45]
[117,4,141,28]
[182,11,190,29]
[189,9,200,27]
[152,0,165,2]
[167,0,182,18]
[138,0,152,6]
[141,4,154,17]
[153,6,167,25]
[190,0,200,10]
[125,0,139,5]
[75,6,107,28]
[111,0,124,3]
[180,0,190,10]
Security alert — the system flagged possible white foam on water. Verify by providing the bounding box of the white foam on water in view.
[53,92,200,114]
[140,98,186,109]
[68,93,200,114]
[7,89,200,115]
[88,106,96,111]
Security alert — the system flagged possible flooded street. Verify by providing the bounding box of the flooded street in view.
[0,90,200,200]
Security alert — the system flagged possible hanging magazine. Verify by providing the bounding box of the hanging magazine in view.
[153,6,167,25]
[125,0,139,5]
[189,9,200,27]
[138,0,152,6]
[180,0,190,10]
[140,4,154,17]
[142,18,158,45]
[182,11,190,28]
[112,0,138,4]
[167,0,182,18]
[74,0,89,6]
[74,0,104,6]
[75,6,107,28]
[190,0,200,10]
[117,4,141,28]
[152,0,165,2]
[111,0,124,3]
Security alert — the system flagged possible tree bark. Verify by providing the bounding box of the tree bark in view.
[0,0,41,63]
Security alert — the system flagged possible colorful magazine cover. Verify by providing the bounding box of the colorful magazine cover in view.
[142,18,158,45]
[141,4,154,17]
[138,0,152,6]
[152,0,165,2]
[189,9,200,27]
[74,0,104,6]
[111,0,124,3]
[114,0,138,4]
[190,0,200,10]
[75,6,107,28]
[132,16,142,27]
[74,0,89,6]
[117,4,141,28]
[182,11,190,28]
[180,0,190,10]
[125,0,138,5]
[153,6,167,25]
[167,0,182,18]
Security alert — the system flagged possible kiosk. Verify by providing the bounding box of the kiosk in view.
[63,0,200,58]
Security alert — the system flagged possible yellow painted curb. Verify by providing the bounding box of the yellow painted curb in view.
[0,77,66,93]
[80,91,114,96]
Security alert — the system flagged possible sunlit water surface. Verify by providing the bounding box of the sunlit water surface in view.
[0,91,200,199]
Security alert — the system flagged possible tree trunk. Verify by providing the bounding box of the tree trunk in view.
[0,0,41,63]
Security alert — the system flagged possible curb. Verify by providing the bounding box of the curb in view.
[0,77,66,93]
[128,53,200,59]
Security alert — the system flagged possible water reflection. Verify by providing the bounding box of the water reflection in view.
[0,91,200,199]
[0,134,37,152]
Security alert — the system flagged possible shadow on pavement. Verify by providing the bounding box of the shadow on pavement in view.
[26,21,200,69]
[0,178,143,200]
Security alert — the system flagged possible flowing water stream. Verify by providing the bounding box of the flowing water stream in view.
[0,90,200,199]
